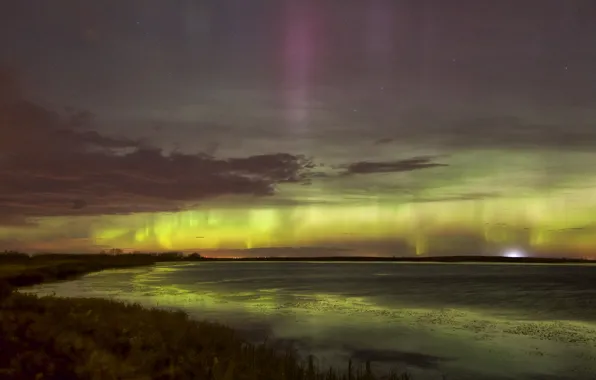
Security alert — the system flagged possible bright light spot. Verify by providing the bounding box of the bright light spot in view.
[503,249,526,258]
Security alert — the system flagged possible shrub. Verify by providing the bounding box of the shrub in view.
[0,294,415,380]
[0,281,12,302]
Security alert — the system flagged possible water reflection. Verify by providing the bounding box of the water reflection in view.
[24,262,596,379]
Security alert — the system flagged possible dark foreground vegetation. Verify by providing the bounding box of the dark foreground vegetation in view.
[0,252,417,380]
[0,291,415,380]
[6,249,579,379]
[0,251,202,288]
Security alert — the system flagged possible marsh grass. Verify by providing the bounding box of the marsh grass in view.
[0,291,414,380]
[0,253,165,288]
[0,254,419,380]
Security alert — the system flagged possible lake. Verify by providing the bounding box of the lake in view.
[24,262,596,380]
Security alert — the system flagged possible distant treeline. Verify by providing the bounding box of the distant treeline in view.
[0,250,204,262]
[208,255,592,264]
[2,250,590,264]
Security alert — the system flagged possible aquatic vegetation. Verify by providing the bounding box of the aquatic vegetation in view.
[0,292,416,380]
[0,254,420,380]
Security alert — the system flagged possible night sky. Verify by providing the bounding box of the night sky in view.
[1,0,596,256]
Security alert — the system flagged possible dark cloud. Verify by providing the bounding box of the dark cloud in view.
[372,112,596,150]
[71,199,87,210]
[373,138,394,145]
[0,69,313,224]
[441,116,596,149]
[342,156,448,175]
[410,192,499,203]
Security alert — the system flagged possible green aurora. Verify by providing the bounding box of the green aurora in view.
[4,148,596,258]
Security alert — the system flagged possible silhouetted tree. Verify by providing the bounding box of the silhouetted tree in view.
[187,252,203,261]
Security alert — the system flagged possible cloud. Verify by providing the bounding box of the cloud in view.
[373,137,394,145]
[409,192,498,203]
[342,156,448,175]
[376,111,596,151]
[0,69,313,224]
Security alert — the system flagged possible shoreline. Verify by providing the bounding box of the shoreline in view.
[203,255,593,263]
[0,254,416,379]
[3,252,590,291]
[0,255,160,289]
[2,253,593,379]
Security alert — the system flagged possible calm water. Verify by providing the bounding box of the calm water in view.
[25,262,596,380]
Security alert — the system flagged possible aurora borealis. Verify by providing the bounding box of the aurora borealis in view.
[4,152,596,257]
[1,1,596,257]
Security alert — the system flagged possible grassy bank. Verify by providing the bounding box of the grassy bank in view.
[0,255,415,380]
[0,252,203,289]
